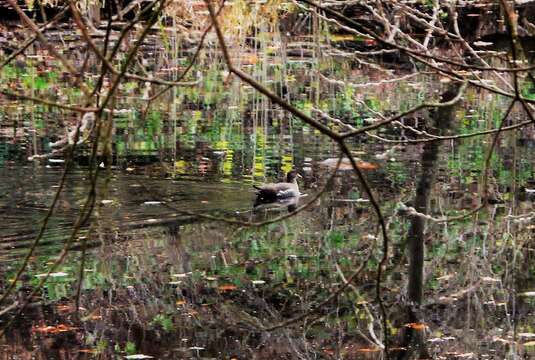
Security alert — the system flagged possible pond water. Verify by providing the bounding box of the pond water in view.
[0,20,534,360]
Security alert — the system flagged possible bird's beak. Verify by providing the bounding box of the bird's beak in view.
[297,173,303,179]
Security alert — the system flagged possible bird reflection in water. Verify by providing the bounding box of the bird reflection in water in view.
[253,194,300,213]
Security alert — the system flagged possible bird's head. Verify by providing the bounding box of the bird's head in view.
[286,170,302,183]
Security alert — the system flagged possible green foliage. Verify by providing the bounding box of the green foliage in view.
[125,342,137,355]
[327,231,344,248]
[151,314,174,332]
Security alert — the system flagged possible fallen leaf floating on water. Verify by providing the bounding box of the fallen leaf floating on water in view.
[218,284,238,292]
[404,322,428,330]
[330,34,355,41]
[356,161,379,170]
[32,324,77,334]
[124,355,154,359]
[78,349,97,354]
[355,347,381,352]
[241,54,258,65]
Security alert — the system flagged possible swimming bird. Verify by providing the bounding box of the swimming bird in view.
[253,170,302,205]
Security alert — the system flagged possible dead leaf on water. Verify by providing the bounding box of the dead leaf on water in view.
[404,322,427,330]
[79,349,97,353]
[218,284,238,292]
[355,347,381,352]
[330,34,355,42]
[356,161,379,170]
[32,324,77,334]
[241,54,258,65]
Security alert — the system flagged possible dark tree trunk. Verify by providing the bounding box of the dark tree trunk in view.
[397,85,460,360]
[407,85,459,305]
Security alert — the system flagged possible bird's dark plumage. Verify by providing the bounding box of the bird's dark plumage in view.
[253,170,301,205]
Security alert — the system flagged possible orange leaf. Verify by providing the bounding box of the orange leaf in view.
[404,322,427,330]
[79,349,97,354]
[32,324,77,334]
[241,54,258,65]
[356,161,379,170]
[355,347,381,352]
[218,284,238,292]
